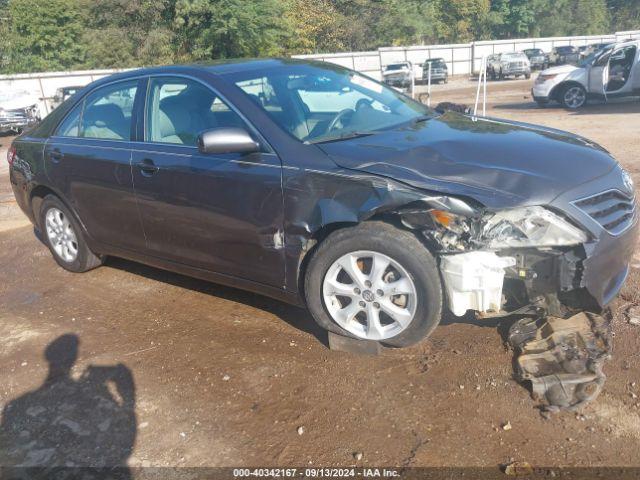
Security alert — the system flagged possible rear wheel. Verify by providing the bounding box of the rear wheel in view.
[305,222,443,347]
[39,195,103,273]
[560,84,587,109]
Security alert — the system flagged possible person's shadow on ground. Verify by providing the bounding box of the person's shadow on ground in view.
[0,334,136,480]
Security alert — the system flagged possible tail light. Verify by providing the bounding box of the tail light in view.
[7,145,16,166]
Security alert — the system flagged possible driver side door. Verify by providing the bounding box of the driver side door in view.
[605,45,637,94]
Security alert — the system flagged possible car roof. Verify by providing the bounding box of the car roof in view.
[85,58,330,87]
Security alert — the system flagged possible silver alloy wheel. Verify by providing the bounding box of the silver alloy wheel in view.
[322,250,418,341]
[563,86,586,108]
[45,207,79,263]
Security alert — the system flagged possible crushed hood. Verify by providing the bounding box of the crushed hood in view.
[318,112,617,209]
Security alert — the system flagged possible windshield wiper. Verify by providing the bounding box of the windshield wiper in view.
[411,115,432,124]
[306,131,376,145]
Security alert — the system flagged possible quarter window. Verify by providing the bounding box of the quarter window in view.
[56,102,83,137]
[146,77,245,146]
[80,81,138,140]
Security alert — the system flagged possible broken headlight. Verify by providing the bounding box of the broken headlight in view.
[482,206,588,249]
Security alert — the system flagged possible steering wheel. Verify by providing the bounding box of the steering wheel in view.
[327,108,355,133]
[355,98,373,111]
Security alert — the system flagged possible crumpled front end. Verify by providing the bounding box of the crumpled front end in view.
[398,164,638,318]
[0,105,40,134]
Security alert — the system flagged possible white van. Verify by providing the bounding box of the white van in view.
[532,40,640,109]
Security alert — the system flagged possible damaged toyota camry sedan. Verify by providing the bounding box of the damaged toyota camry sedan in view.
[8,60,638,347]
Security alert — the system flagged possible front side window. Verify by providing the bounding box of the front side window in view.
[228,64,430,143]
[146,77,245,146]
[81,81,138,140]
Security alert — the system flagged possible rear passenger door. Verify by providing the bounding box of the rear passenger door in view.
[44,79,147,253]
[130,76,285,288]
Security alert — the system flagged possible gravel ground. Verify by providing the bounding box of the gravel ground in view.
[1,79,640,471]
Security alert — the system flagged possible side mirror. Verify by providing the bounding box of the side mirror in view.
[197,127,260,155]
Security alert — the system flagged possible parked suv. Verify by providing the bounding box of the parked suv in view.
[382,62,413,88]
[548,46,580,66]
[487,52,531,79]
[523,48,549,70]
[9,60,638,347]
[422,58,448,83]
[51,86,83,110]
[532,40,639,108]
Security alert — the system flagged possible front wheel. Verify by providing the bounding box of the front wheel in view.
[305,222,443,347]
[560,84,587,109]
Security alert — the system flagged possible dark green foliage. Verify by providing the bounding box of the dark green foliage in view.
[0,0,636,73]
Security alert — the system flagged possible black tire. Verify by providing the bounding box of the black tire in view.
[305,222,443,348]
[525,73,531,79]
[560,84,587,109]
[39,195,103,273]
[499,69,504,80]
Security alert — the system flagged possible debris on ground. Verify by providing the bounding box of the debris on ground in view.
[353,452,363,461]
[625,306,640,325]
[297,426,305,435]
[434,101,471,114]
[501,421,512,431]
[508,311,612,412]
[503,461,534,476]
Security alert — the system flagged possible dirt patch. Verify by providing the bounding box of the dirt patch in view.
[1,83,640,469]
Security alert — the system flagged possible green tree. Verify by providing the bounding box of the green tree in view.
[284,0,347,54]
[3,0,85,73]
[608,0,640,32]
[173,0,289,61]
[82,0,176,67]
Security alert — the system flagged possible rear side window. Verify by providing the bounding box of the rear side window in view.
[56,102,83,137]
[146,77,245,146]
[81,81,138,140]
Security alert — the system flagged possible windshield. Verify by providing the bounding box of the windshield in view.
[502,53,526,60]
[426,59,446,67]
[385,64,407,71]
[525,49,543,56]
[557,47,576,54]
[225,62,432,144]
[579,46,614,67]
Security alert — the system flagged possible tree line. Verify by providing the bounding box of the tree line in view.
[0,0,638,74]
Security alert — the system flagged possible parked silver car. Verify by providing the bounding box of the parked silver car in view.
[532,40,639,109]
[487,52,531,80]
[382,62,413,88]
